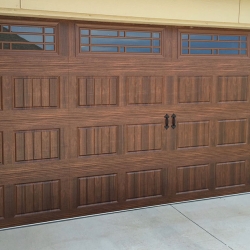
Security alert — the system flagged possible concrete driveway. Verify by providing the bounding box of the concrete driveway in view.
[1,193,250,250]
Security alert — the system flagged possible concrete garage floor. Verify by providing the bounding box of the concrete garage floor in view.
[1,193,250,250]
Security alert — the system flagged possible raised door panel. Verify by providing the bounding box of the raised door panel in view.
[14,77,60,109]
[177,121,210,149]
[216,119,247,146]
[217,76,248,103]
[126,76,163,105]
[78,174,118,207]
[215,161,246,189]
[78,77,118,106]
[78,126,118,156]
[126,169,162,200]
[15,180,60,216]
[126,124,162,153]
[178,76,211,104]
[176,164,209,194]
[15,129,60,162]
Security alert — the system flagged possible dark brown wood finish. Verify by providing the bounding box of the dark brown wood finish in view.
[0,17,250,229]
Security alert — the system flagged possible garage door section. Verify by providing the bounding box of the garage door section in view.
[0,20,250,228]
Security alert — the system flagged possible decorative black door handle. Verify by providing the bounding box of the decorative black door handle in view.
[171,114,176,129]
[164,114,169,129]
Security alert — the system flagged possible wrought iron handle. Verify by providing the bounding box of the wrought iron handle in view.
[164,114,169,130]
[171,114,176,129]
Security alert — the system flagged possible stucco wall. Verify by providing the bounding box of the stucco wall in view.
[0,0,250,29]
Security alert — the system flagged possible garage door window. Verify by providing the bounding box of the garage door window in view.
[0,24,56,51]
[80,28,161,54]
[181,32,247,56]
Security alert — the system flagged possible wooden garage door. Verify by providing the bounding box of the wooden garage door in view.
[0,18,250,228]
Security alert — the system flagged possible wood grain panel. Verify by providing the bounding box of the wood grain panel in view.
[177,121,209,149]
[14,77,59,108]
[0,186,3,218]
[217,76,248,102]
[127,124,162,152]
[15,129,60,162]
[178,76,211,103]
[0,131,2,165]
[126,169,162,200]
[78,77,118,106]
[126,76,163,105]
[78,126,117,156]
[15,180,60,215]
[176,164,209,194]
[215,161,246,189]
[78,174,117,206]
[217,119,247,146]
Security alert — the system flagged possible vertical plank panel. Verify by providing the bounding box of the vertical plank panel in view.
[141,125,149,151]
[94,176,102,203]
[51,181,59,210]
[86,78,94,105]
[79,178,87,206]
[154,124,162,150]
[42,182,51,211]
[50,130,59,158]
[126,173,135,200]
[14,78,24,108]
[24,131,33,161]
[86,128,95,155]
[155,77,163,103]
[78,78,87,106]
[94,127,102,155]
[94,78,102,105]
[32,78,42,107]
[134,125,142,151]
[134,172,141,198]
[101,176,110,203]
[41,130,50,159]
[109,174,117,202]
[16,185,24,215]
[15,132,25,161]
[148,124,155,150]
[109,77,117,105]
[109,126,117,153]
[127,77,135,104]
[101,126,110,154]
[79,128,87,156]
[147,171,155,196]
[23,78,33,108]
[150,77,156,104]
[101,77,109,105]
[155,170,161,195]
[24,184,34,213]
[127,126,135,152]
[49,78,58,107]
[33,131,42,160]
[41,78,50,107]
[33,182,43,212]
[87,177,95,204]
